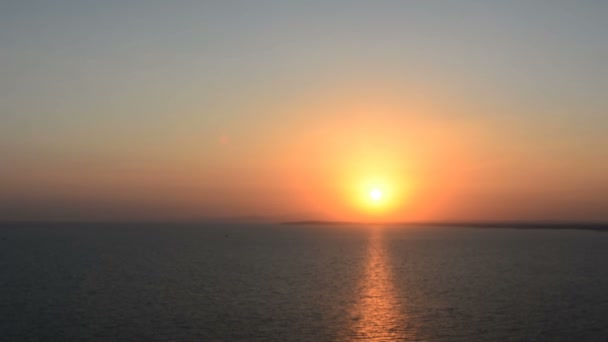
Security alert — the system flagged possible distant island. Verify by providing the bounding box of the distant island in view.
[282,220,608,232]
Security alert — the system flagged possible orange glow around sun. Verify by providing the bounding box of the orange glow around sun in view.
[281,82,478,222]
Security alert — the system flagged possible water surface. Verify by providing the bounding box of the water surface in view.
[1,223,607,341]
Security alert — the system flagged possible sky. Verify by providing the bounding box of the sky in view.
[1,1,607,222]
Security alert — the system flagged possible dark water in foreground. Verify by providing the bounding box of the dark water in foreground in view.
[1,223,607,341]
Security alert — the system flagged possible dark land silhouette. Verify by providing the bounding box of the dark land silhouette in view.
[282,220,608,231]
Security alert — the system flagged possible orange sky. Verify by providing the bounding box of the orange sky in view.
[1,2,607,222]
[2,79,606,222]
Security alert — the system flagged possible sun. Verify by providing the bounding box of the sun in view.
[369,188,383,202]
[346,173,408,219]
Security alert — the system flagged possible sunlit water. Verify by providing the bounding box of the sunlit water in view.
[1,223,607,341]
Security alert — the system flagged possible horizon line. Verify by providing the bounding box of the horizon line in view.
[1,218,607,229]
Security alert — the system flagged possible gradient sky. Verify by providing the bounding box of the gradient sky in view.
[1,1,607,221]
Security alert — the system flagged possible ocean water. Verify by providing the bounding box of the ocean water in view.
[1,223,607,341]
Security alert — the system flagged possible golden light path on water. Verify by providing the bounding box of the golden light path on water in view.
[348,227,417,341]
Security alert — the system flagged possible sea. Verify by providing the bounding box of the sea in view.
[1,222,607,341]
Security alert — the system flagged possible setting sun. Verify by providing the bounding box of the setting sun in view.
[349,176,407,219]
[369,188,383,202]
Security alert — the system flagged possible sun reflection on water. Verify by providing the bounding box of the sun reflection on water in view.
[348,227,416,341]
